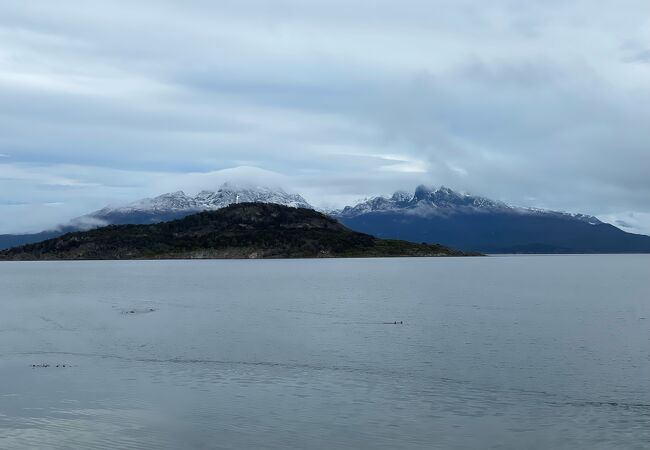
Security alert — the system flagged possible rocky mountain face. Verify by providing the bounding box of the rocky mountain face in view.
[0,203,471,260]
[338,185,601,224]
[338,185,506,216]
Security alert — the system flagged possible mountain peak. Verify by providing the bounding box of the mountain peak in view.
[412,185,463,203]
[335,185,610,232]
[78,183,313,226]
[413,184,435,197]
[436,186,455,195]
[338,185,507,217]
[391,190,412,203]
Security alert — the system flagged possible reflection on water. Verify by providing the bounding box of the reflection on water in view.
[1,256,649,449]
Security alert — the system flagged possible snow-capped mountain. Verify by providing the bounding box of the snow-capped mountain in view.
[338,185,507,217]
[193,184,311,210]
[79,183,313,227]
[338,185,602,225]
[96,184,310,214]
[334,185,650,253]
[1,183,649,253]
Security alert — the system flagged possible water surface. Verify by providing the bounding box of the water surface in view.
[1,256,649,449]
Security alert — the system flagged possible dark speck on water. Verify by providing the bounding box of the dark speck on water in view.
[122,308,156,315]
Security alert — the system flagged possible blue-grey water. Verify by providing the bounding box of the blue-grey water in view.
[0,256,649,449]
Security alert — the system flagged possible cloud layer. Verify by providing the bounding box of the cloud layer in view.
[1,0,649,233]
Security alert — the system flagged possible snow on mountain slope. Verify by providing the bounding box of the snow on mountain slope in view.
[337,185,602,224]
[331,185,650,253]
[338,185,508,217]
[81,183,313,225]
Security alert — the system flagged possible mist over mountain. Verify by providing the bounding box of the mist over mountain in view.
[336,185,602,224]
[79,183,312,227]
[0,183,311,250]
[0,203,470,260]
[1,183,649,253]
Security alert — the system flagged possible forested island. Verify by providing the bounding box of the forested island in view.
[0,203,477,260]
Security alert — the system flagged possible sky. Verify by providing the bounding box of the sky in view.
[0,0,649,234]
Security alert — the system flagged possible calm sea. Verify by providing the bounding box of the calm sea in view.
[1,256,649,449]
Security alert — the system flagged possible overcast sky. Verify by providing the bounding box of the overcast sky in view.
[1,0,649,234]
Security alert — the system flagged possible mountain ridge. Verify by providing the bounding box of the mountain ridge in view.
[1,184,648,253]
[0,184,312,250]
[82,183,312,226]
[0,203,472,260]
[334,186,650,253]
[337,184,602,225]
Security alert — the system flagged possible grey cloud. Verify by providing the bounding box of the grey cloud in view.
[0,0,649,234]
[623,48,650,64]
[632,49,650,64]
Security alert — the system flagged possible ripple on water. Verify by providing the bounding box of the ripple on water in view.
[1,257,649,449]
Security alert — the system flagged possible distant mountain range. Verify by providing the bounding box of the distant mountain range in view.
[0,203,470,260]
[1,183,649,253]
